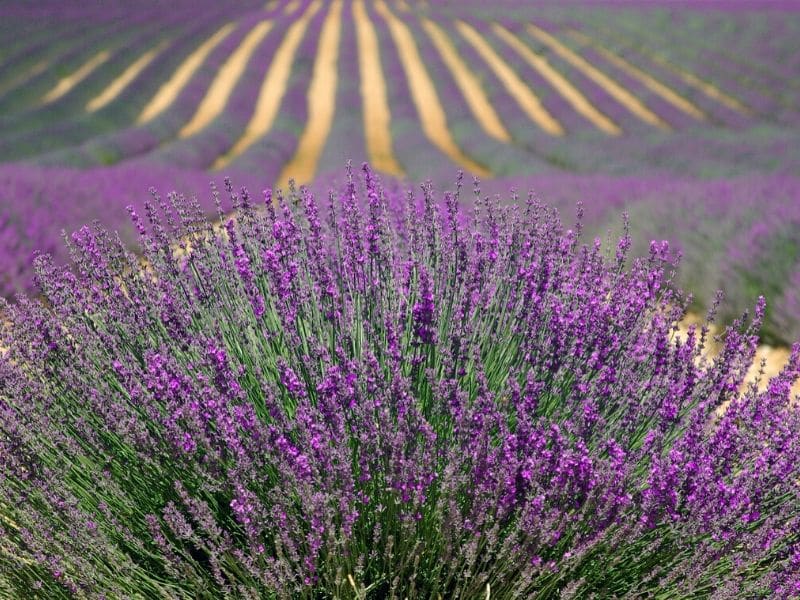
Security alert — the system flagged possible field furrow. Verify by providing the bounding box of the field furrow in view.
[569,31,707,123]
[564,26,748,126]
[26,17,233,164]
[40,50,112,104]
[0,20,236,163]
[403,14,545,177]
[588,15,790,122]
[0,21,87,96]
[178,20,274,139]
[421,17,511,144]
[0,60,51,98]
[646,51,751,116]
[213,1,324,171]
[278,0,343,187]
[373,0,491,178]
[526,23,670,130]
[138,23,237,125]
[86,40,171,113]
[283,0,301,16]
[491,23,620,135]
[353,0,405,176]
[456,20,564,137]
[313,0,368,177]
[0,9,187,126]
[622,12,799,96]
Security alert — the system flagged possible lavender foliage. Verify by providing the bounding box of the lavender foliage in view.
[1,166,799,598]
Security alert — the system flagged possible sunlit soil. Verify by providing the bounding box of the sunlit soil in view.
[374,0,491,177]
[86,40,170,113]
[585,23,751,115]
[179,20,273,139]
[456,20,564,136]
[213,1,323,170]
[354,0,406,175]
[0,59,49,96]
[422,18,512,142]
[676,313,800,402]
[527,23,670,130]
[278,0,344,186]
[492,22,620,135]
[41,50,110,105]
[567,29,707,122]
[137,23,236,124]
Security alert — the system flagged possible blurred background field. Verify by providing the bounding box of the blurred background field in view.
[0,0,798,342]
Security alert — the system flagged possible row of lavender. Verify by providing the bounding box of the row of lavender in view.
[431,3,800,176]
[0,1,797,178]
[0,0,798,336]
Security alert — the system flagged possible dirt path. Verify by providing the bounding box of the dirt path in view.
[457,20,564,136]
[676,313,800,399]
[588,23,751,116]
[493,23,620,135]
[41,50,110,105]
[374,0,491,178]
[0,59,49,96]
[567,30,707,122]
[422,18,511,143]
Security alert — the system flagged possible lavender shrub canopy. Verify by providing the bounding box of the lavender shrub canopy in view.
[1,166,799,598]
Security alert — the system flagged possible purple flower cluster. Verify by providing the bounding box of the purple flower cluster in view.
[1,165,799,597]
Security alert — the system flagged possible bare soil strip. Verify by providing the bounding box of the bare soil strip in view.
[212,1,323,171]
[422,18,512,143]
[374,1,491,178]
[587,23,752,116]
[278,0,343,187]
[0,59,49,96]
[179,20,273,139]
[526,23,670,130]
[676,314,800,400]
[86,40,170,113]
[493,23,620,135]
[264,0,278,10]
[567,30,707,122]
[353,0,405,177]
[457,21,563,136]
[631,43,751,115]
[137,23,236,125]
[40,50,111,105]
[283,0,300,15]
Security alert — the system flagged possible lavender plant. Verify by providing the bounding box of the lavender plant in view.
[1,165,799,598]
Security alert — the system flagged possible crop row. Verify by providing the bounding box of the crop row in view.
[1,0,796,184]
[0,0,798,340]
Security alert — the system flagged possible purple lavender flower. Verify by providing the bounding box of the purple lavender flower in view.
[1,166,799,598]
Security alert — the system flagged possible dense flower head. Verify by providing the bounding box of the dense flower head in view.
[1,164,799,598]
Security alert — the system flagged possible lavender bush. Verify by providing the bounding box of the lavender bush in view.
[1,165,799,598]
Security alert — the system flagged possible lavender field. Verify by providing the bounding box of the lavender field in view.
[1,1,799,597]
[0,0,799,339]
